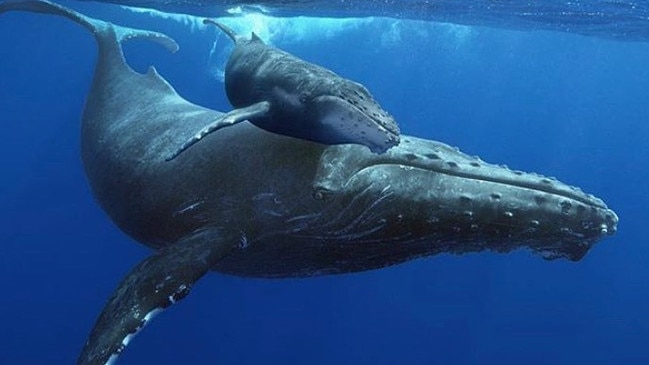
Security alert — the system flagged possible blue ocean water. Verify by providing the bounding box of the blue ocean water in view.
[77,0,649,42]
[0,1,647,364]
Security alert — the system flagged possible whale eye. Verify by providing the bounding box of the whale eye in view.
[313,188,332,200]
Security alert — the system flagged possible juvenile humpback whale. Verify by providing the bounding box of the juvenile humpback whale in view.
[0,1,618,364]
[167,19,400,160]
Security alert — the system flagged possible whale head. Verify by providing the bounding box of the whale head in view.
[309,80,400,154]
[213,134,618,278]
[308,136,618,265]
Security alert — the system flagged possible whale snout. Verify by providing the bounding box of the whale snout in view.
[313,95,400,153]
[313,137,618,262]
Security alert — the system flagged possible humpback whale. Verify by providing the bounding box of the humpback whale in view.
[0,1,618,364]
[167,19,400,160]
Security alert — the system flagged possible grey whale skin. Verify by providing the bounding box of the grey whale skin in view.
[168,19,400,160]
[0,1,618,364]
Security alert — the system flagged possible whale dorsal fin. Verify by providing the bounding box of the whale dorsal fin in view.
[251,31,263,42]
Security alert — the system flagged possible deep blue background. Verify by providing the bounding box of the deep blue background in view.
[0,2,647,364]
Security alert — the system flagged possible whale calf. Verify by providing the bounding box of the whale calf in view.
[167,19,400,160]
[0,1,618,364]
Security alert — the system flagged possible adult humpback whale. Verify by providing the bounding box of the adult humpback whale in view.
[0,1,618,364]
[167,19,400,160]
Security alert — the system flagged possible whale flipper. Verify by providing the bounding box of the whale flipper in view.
[166,100,271,161]
[78,229,237,365]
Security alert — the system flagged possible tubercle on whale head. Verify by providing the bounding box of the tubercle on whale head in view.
[311,137,618,261]
[309,79,401,153]
[334,80,400,135]
[311,94,400,153]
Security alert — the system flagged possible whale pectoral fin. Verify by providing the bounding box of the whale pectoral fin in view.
[166,101,271,161]
[77,229,238,365]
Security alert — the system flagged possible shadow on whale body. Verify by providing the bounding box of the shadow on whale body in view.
[0,1,618,364]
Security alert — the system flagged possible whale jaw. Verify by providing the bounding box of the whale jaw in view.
[313,94,400,153]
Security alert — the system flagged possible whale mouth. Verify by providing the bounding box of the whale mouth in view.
[314,95,400,153]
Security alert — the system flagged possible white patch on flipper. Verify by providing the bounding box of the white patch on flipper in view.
[106,353,119,365]
[123,307,163,346]
[121,333,135,347]
[104,307,165,365]
[143,308,164,323]
[168,285,187,305]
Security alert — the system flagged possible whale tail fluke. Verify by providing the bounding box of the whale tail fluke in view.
[0,0,178,57]
[0,0,97,29]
